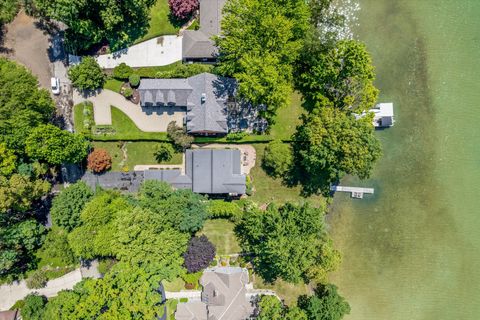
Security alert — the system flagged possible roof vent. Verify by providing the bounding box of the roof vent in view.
[201,93,206,104]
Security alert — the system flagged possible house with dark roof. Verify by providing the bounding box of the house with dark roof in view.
[138,73,235,136]
[182,0,227,62]
[175,267,254,320]
[82,149,246,195]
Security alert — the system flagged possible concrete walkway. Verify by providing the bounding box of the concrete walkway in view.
[0,263,101,311]
[165,290,202,301]
[73,90,185,132]
[95,35,183,69]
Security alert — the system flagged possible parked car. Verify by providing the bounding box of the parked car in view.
[51,77,60,95]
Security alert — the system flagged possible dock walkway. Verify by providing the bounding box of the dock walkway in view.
[330,185,374,199]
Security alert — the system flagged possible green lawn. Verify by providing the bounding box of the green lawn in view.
[93,106,169,140]
[73,103,84,133]
[197,219,241,255]
[92,141,183,171]
[103,78,123,93]
[252,275,313,306]
[248,144,324,206]
[135,0,180,44]
[163,278,186,292]
[134,61,182,78]
[269,91,304,140]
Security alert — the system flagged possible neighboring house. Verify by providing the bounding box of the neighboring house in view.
[82,149,246,195]
[182,0,227,62]
[138,73,236,136]
[175,267,254,320]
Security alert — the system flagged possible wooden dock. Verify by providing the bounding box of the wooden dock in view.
[330,185,374,199]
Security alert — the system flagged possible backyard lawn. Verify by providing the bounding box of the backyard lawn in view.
[93,141,183,171]
[103,78,123,93]
[269,91,304,140]
[136,0,181,44]
[197,219,241,256]
[252,275,313,306]
[248,144,324,206]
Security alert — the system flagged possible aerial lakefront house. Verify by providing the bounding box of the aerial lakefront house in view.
[182,0,227,62]
[138,73,236,136]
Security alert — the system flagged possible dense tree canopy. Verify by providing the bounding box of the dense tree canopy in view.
[68,57,105,91]
[0,0,19,25]
[296,39,378,113]
[35,227,77,268]
[139,180,208,233]
[236,202,340,284]
[26,124,90,165]
[298,284,351,320]
[262,140,293,178]
[293,105,382,194]
[257,295,307,320]
[21,294,47,320]
[0,58,54,157]
[216,0,309,123]
[183,235,216,273]
[50,181,93,231]
[0,173,50,214]
[0,143,16,176]
[168,0,198,20]
[34,0,155,51]
[167,121,194,150]
[0,218,45,280]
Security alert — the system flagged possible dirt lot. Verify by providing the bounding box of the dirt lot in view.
[0,11,52,89]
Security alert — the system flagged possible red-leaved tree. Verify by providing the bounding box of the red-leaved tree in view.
[184,235,216,273]
[168,0,199,20]
[87,148,112,173]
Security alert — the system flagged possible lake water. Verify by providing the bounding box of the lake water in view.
[329,1,480,319]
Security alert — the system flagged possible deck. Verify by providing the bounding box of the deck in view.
[330,185,375,199]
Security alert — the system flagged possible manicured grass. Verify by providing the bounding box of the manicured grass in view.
[93,106,169,140]
[103,78,124,93]
[197,219,241,255]
[135,0,180,44]
[166,299,178,320]
[269,91,304,140]
[248,144,324,206]
[163,278,186,292]
[73,103,84,133]
[92,141,182,171]
[252,275,313,306]
[135,61,182,78]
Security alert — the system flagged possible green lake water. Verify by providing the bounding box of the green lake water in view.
[329,1,480,319]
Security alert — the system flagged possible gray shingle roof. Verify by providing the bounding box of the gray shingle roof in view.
[182,0,227,60]
[138,73,236,134]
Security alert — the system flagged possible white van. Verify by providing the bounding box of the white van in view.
[51,77,60,95]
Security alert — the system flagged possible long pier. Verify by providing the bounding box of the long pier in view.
[330,185,375,199]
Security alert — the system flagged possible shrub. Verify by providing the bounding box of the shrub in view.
[156,63,213,78]
[21,294,47,320]
[129,73,140,87]
[168,0,199,20]
[183,236,216,273]
[87,148,112,173]
[123,87,134,98]
[181,271,203,289]
[226,132,247,141]
[167,121,194,150]
[113,63,133,80]
[68,57,105,90]
[207,200,242,221]
[262,140,293,178]
[154,143,175,162]
[179,298,189,303]
[26,270,48,289]
[209,259,218,267]
[245,175,253,196]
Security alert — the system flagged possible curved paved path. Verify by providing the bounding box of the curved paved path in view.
[74,90,185,132]
[95,35,183,69]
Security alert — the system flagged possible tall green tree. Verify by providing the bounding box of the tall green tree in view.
[68,57,105,91]
[0,173,50,214]
[25,124,90,165]
[35,227,77,268]
[293,105,382,194]
[0,218,45,279]
[138,180,208,233]
[215,0,309,124]
[50,181,93,231]
[296,39,378,113]
[21,293,47,320]
[236,202,340,284]
[298,284,351,320]
[262,140,293,178]
[34,0,155,51]
[257,295,307,320]
[0,143,16,176]
[0,58,54,156]
[0,0,19,25]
